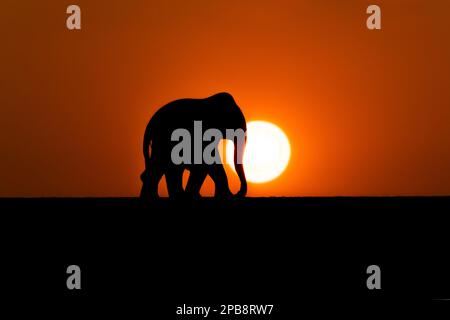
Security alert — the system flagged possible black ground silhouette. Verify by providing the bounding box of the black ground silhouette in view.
[1,196,449,316]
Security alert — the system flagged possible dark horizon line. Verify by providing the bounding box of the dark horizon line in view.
[1,195,449,199]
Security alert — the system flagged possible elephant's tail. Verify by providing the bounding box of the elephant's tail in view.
[143,119,154,169]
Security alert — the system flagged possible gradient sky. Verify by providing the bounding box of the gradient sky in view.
[1,0,450,197]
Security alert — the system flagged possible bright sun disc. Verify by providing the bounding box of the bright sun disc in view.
[226,121,291,183]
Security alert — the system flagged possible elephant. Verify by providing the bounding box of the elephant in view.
[140,92,247,200]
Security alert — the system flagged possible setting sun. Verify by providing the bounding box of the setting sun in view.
[226,121,291,183]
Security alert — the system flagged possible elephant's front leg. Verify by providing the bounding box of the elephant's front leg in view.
[209,164,233,198]
[185,167,208,198]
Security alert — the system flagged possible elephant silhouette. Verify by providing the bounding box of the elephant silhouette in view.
[140,92,247,200]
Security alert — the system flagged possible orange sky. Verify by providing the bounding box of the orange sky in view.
[1,0,450,197]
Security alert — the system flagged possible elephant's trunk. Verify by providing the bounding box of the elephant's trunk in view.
[234,136,247,198]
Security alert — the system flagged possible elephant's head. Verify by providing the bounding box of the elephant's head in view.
[211,92,247,198]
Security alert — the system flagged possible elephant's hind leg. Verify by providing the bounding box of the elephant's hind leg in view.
[140,156,164,199]
[165,165,184,199]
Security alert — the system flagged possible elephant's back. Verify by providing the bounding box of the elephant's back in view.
[154,98,209,124]
[148,98,202,141]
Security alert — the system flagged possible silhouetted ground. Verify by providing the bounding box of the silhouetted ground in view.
[1,197,449,316]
